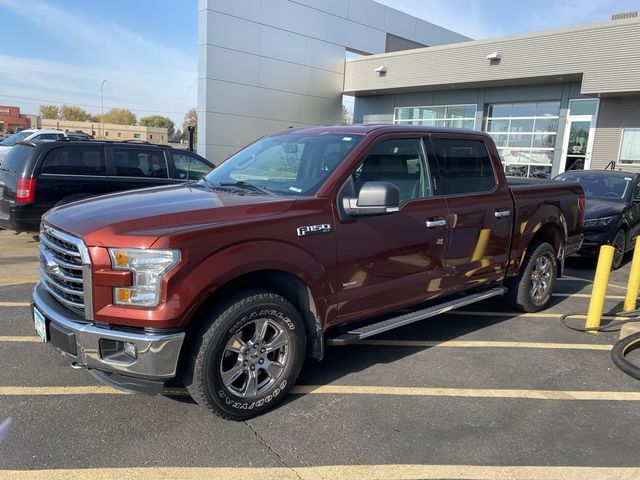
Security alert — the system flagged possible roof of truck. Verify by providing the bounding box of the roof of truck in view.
[274,124,489,137]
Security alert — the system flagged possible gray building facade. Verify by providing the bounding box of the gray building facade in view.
[346,14,640,178]
[197,0,469,163]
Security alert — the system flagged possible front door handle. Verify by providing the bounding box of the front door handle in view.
[426,218,447,228]
[495,209,511,218]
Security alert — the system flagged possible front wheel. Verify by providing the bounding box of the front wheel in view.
[506,241,558,312]
[611,229,626,270]
[181,290,306,420]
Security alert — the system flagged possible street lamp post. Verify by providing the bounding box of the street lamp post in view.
[100,79,108,139]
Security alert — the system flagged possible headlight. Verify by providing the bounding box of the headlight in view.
[108,248,180,307]
[583,216,615,227]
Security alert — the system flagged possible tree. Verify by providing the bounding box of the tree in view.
[60,105,91,122]
[172,128,184,143]
[139,115,175,138]
[341,105,353,125]
[39,105,59,120]
[99,108,137,125]
[182,107,197,140]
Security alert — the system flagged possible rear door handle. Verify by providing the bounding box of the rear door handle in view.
[494,209,511,218]
[426,218,447,228]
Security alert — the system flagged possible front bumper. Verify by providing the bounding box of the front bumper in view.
[32,282,185,394]
[574,228,616,257]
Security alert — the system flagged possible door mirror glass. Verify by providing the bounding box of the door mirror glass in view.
[344,181,400,216]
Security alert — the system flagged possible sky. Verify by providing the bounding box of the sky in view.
[0,0,637,127]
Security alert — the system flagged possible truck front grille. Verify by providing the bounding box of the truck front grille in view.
[38,225,91,317]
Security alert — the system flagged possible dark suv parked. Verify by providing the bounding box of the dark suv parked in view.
[0,140,214,232]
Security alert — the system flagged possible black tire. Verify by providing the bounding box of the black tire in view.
[611,229,626,270]
[506,241,557,312]
[181,290,306,420]
[611,332,640,381]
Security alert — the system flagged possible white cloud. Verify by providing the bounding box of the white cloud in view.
[0,0,196,126]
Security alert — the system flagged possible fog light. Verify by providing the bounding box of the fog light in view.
[123,342,137,360]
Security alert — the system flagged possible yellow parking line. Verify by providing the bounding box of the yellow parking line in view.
[291,385,640,401]
[1,336,612,351]
[0,336,41,342]
[0,302,30,307]
[447,311,630,320]
[2,465,639,480]
[0,278,38,285]
[358,339,612,350]
[0,386,127,395]
[3,385,640,402]
[553,292,626,300]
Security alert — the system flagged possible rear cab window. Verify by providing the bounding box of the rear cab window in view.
[40,147,106,176]
[111,148,168,178]
[432,137,496,195]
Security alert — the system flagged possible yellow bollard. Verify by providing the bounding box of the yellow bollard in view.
[624,237,640,312]
[585,245,615,335]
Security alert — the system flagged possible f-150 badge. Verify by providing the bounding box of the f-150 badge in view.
[297,224,332,236]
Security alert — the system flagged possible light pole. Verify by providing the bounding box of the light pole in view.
[100,79,108,139]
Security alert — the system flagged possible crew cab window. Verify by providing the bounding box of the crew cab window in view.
[41,147,106,175]
[172,153,212,180]
[433,138,496,195]
[112,148,168,178]
[353,138,431,202]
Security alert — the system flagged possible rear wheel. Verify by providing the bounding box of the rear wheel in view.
[611,229,626,270]
[181,290,306,420]
[506,241,557,312]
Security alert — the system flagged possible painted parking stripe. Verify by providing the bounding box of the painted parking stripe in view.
[2,385,640,402]
[0,336,41,342]
[0,302,31,307]
[0,336,612,351]
[291,385,640,401]
[357,339,612,350]
[0,278,38,284]
[2,465,639,480]
[446,311,631,320]
[553,292,626,300]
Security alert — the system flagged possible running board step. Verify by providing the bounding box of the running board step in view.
[326,287,506,346]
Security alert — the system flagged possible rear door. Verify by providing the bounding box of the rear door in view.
[428,134,512,290]
[333,135,451,326]
[36,145,109,209]
[106,146,175,192]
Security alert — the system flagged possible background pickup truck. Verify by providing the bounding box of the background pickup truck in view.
[32,125,584,420]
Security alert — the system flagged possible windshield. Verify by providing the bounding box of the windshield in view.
[0,131,32,147]
[556,173,632,200]
[204,133,363,196]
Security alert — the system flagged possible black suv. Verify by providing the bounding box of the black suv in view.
[0,140,214,232]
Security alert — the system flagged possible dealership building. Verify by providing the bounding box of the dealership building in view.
[199,3,640,177]
[0,105,32,133]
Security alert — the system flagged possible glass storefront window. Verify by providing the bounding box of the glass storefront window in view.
[569,99,598,116]
[394,104,476,130]
[619,129,640,164]
[487,101,560,179]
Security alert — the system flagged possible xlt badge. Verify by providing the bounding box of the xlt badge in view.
[297,224,331,236]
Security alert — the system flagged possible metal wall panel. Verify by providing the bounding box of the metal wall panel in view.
[592,98,640,172]
[198,0,469,163]
[344,19,640,97]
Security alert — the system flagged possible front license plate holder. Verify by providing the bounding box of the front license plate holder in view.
[34,307,48,342]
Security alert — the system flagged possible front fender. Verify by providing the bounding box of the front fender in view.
[176,240,332,328]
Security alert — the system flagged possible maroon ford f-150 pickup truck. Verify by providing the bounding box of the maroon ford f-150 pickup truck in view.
[32,125,584,419]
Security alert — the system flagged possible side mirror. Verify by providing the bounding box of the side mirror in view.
[343,181,400,216]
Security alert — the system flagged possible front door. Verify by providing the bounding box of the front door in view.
[333,136,451,326]
[560,99,599,172]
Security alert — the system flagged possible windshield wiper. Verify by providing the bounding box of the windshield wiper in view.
[218,181,276,196]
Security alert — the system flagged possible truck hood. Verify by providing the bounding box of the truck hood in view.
[44,183,296,247]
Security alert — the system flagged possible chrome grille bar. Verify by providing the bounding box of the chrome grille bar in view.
[39,224,93,320]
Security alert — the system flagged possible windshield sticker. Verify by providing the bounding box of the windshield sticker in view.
[342,137,353,141]
[625,177,632,181]
[289,186,302,193]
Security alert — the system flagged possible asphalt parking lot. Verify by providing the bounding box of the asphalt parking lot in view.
[1,230,640,479]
